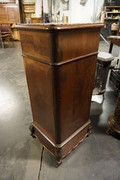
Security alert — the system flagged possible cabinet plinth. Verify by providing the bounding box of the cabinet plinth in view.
[16,23,104,163]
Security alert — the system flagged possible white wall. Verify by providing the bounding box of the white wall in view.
[0,0,34,3]
[34,0,104,23]
[69,0,104,23]
[0,0,13,2]
[93,0,105,22]
[35,0,42,17]
[23,0,35,2]
[35,0,50,17]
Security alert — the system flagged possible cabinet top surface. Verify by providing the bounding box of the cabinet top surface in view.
[16,23,104,31]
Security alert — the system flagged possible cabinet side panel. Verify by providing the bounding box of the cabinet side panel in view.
[55,55,97,142]
[57,29,100,62]
[24,57,55,141]
[20,31,51,63]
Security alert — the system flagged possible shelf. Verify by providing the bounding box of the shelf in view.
[105,6,120,9]
[24,11,35,13]
[22,2,35,23]
[23,2,35,5]
[105,6,120,21]
[106,12,120,14]
[111,29,117,31]
[105,18,119,20]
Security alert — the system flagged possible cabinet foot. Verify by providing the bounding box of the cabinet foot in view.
[57,160,62,165]
[29,124,36,138]
[87,123,92,137]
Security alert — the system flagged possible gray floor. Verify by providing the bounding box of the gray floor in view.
[0,41,120,180]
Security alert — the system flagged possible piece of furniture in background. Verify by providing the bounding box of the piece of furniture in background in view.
[31,17,43,23]
[22,2,35,23]
[107,34,120,90]
[0,3,20,24]
[104,0,120,6]
[104,6,120,24]
[110,69,120,91]
[11,24,20,40]
[108,35,120,53]
[0,35,2,48]
[0,3,20,41]
[16,23,104,163]
[108,17,120,53]
[107,93,120,139]
[0,24,14,48]
[101,6,120,39]
[93,52,114,96]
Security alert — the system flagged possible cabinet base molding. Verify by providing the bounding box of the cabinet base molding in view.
[30,120,91,163]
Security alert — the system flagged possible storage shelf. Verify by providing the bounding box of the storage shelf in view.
[111,30,117,31]
[23,2,35,5]
[105,18,119,20]
[24,11,35,13]
[105,6,120,9]
[106,12,120,14]
[22,2,35,23]
[104,5,120,37]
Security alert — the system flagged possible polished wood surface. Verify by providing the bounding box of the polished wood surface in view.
[17,23,104,163]
[16,23,104,30]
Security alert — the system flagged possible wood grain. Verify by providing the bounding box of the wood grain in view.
[17,23,104,163]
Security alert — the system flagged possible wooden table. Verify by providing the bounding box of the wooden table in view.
[108,35,120,53]
[16,23,104,163]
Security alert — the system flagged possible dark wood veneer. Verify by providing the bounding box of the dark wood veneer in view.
[17,23,104,163]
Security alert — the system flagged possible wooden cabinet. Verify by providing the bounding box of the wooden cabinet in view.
[16,23,104,163]
[0,3,20,24]
[22,2,35,23]
[0,3,20,40]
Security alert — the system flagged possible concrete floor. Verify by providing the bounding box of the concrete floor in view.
[0,41,120,180]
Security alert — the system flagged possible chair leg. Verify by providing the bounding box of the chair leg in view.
[12,39,14,47]
[2,40,5,48]
[109,42,113,53]
[102,93,105,104]
[0,37,2,48]
[8,38,10,47]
